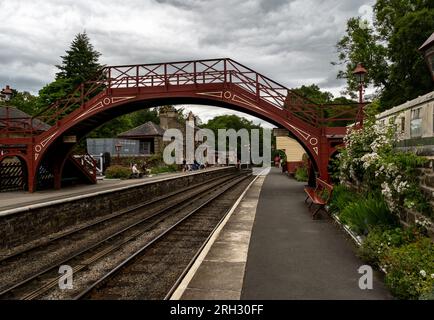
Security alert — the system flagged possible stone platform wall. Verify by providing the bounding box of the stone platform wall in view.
[0,167,236,252]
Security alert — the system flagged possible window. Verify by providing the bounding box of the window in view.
[410,108,422,137]
[431,55,434,73]
[433,107,434,133]
[400,117,405,133]
[140,141,151,155]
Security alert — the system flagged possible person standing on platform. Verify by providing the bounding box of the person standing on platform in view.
[274,155,281,168]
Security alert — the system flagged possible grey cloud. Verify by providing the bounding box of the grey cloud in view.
[1,0,373,120]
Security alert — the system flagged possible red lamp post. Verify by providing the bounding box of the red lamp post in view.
[353,63,368,125]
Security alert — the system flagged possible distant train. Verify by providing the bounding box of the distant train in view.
[376,90,434,156]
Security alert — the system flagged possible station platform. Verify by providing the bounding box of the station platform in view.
[0,167,229,212]
[175,167,392,300]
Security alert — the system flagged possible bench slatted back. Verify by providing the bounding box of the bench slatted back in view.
[314,178,333,203]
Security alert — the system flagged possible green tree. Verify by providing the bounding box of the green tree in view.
[334,1,434,110]
[292,84,333,104]
[129,109,160,127]
[36,32,103,116]
[86,115,133,139]
[0,89,39,115]
[291,84,357,126]
[333,17,389,98]
[202,114,265,159]
[56,32,102,86]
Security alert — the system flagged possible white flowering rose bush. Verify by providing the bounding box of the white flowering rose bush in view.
[337,118,431,217]
[335,110,434,300]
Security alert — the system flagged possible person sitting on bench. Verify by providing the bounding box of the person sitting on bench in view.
[131,163,141,178]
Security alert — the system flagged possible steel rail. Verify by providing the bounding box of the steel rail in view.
[0,172,239,298]
[0,171,235,265]
[74,173,251,300]
[0,171,244,300]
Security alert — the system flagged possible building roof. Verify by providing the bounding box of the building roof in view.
[419,32,434,51]
[376,90,434,120]
[0,106,50,131]
[118,121,165,138]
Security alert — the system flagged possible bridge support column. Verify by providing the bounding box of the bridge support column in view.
[317,136,331,182]
[27,144,36,193]
[53,159,63,190]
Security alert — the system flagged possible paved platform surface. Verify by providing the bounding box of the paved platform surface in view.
[177,171,266,300]
[241,168,392,299]
[0,167,228,212]
[175,167,392,300]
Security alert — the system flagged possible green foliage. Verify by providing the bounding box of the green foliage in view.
[146,152,165,167]
[130,109,160,127]
[292,84,333,104]
[338,119,432,218]
[150,164,178,174]
[202,114,265,158]
[35,32,103,115]
[329,185,357,214]
[104,165,131,179]
[335,1,434,109]
[203,114,261,132]
[56,32,102,87]
[294,166,308,182]
[274,149,287,162]
[339,194,397,235]
[381,238,434,300]
[1,90,39,115]
[358,226,425,267]
[37,78,74,112]
[86,114,133,138]
[333,17,389,98]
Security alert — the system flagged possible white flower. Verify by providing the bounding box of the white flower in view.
[420,270,427,277]
[431,274,434,279]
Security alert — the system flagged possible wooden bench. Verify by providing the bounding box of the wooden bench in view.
[304,178,333,218]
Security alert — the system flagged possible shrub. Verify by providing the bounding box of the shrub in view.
[358,226,425,267]
[339,194,397,235]
[381,238,434,300]
[146,152,165,167]
[329,185,357,214]
[104,165,131,179]
[150,164,178,174]
[294,166,308,182]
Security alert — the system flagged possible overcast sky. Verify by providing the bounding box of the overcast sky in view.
[0,0,374,127]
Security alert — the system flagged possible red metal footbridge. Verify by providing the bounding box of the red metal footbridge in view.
[0,58,364,192]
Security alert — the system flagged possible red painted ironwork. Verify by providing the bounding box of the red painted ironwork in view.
[0,58,365,192]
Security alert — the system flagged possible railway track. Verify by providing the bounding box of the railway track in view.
[75,173,253,300]
[0,170,252,300]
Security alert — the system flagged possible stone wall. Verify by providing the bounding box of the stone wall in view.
[0,167,236,252]
[399,158,434,237]
[341,159,434,238]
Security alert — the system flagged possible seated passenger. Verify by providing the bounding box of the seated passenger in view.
[131,163,141,178]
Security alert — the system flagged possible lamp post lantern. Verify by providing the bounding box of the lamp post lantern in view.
[352,63,368,104]
[419,32,434,83]
[353,63,368,125]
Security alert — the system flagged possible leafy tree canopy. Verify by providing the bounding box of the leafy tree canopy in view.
[35,32,103,114]
[334,0,434,110]
[0,89,38,116]
[56,32,103,86]
[202,114,262,133]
